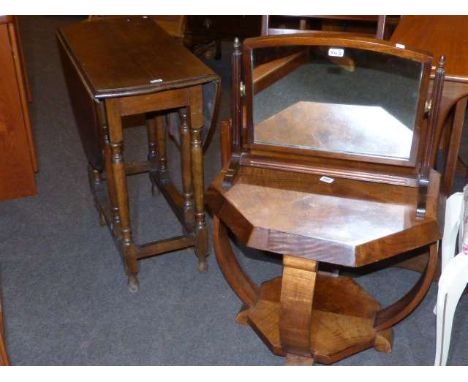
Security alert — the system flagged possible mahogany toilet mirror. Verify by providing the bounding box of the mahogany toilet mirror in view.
[207,34,445,365]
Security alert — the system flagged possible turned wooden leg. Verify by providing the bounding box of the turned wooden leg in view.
[188,86,209,272]
[191,120,209,272]
[179,109,195,231]
[155,113,168,175]
[146,114,159,196]
[106,99,139,292]
[87,166,106,226]
[103,129,121,232]
[279,256,317,365]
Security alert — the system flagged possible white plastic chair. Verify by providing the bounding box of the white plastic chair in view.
[434,185,468,366]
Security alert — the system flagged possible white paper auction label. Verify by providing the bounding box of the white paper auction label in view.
[319,176,335,184]
[328,48,344,57]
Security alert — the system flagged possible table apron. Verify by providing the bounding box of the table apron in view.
[111,86,202,119]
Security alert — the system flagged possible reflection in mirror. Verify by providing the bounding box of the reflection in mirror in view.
[252,45,423,160]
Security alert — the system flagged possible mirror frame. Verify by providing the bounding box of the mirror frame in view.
[240,34,434,180]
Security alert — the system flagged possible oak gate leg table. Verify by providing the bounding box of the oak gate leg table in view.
[57,16,220,291]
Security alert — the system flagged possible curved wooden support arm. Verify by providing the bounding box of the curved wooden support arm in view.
[213,217,260,307]
[374,242,438,331]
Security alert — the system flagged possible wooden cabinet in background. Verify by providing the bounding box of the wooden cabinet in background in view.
[0,16,37,201]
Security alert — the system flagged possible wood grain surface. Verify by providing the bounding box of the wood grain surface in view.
[57,16,218,98]
[0,23,37,200]
[391,16,468,81]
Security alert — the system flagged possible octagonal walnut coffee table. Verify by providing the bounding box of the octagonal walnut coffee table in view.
[208,34,445,365]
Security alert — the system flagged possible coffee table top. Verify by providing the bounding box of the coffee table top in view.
[208,167,441,267]
[57,16,219,99]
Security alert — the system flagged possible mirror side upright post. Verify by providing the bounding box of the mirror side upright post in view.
[223,37,243,188]
[417,55,446,217]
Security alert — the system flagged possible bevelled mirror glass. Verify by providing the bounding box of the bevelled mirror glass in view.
[252,45,424,160]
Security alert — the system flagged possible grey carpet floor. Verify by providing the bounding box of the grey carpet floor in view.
[0,16,467,366]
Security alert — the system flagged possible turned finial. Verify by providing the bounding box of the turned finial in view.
[233,37,241,51]
[435,55,446,76]
[438,55,446,68]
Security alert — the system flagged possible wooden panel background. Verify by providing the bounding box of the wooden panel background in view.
[0,23,37,200]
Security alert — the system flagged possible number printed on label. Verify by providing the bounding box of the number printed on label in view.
[328,48,344,57]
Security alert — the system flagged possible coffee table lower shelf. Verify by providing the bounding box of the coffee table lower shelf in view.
[237,274,393,364]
